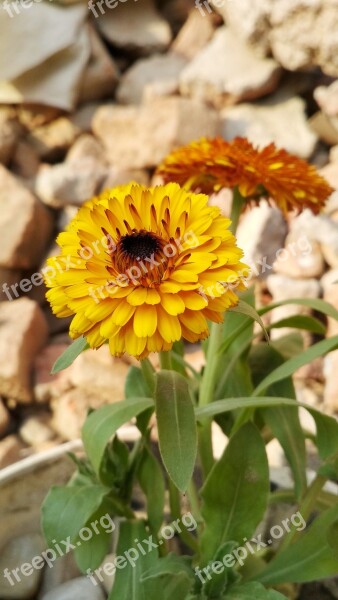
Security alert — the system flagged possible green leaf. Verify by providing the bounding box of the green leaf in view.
[82,398,154,475]
[202,541,238,598]
[252,335,338,396]
[137,446,165,534]
[73,505,113,572]
[268,315,326,335]
[51,336,89,374]
[195,397,305,421]
[200,423,269,563]
[109,520,158,600]
[230,300,269,343]
[155,370,197,493]
[41,485,109,548]
[258,298,338,322]
[256,505,338,585]
[141,552,193,581]
[143,572,193,599]
[308,410,338,460]
[125,366,149,398]
[226,582,287,599]
[270,333,304,360]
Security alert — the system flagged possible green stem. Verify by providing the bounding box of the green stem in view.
[187,479,203,525]
[230,186,245,234]
[140,357,156,396]
[159,351,172,370]
[167,479,199,553]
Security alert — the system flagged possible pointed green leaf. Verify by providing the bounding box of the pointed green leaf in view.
[253,336,338,396]
[82,398,154,475]
[155,370,197,492]
[201,423,269,562]
[268,315,326,335]
[230,300,269,342]
[256,506,338,585]
[51,336,89,374]
[137,446,165,534]
[226,582,287,599]
[258,298,338,322]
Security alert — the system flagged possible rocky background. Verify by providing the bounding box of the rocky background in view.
[0,1,338,599]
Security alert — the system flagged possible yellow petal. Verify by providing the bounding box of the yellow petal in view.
[157,306,181,343]
[160,293,185,316]
[133,305,157,337]
[112,301,135,326]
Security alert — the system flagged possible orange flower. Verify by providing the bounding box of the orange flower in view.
[157,137,334,215]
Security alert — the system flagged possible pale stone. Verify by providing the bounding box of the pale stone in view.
[179,27,281,108]
[38,553,81,597]
[289,210,338,269]
[273,233,324,279]
[92,97,220,169]
[0,399,10,438]
[70,102,102,132]
[0,534,44,598]
[41,577,106,600]
[100,553,116,594]
[101,167,149,192]
[66,134,107,165]
[68,346,129,394]
[0,108,22,166]
[171,9,215,60]
[0,435,25,469]
[314,80,338,117]
[308,111,338,146]
[0,268,23,302]
[236,202,288,280]
[96,0,171,54]
[0,299,49,403]
[33,343,73,403]
[0,166,53,269]
[116,53,187,105]
[78,24,119,104]
[323,350,338,414]
[20,415,55,447]
[27,117,81,161]
[35,159,107,208]
[222,96,317,159]
[269,0,338,77]
[321,269,338,337]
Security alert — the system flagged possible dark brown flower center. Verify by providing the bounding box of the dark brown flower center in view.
[120,230,161,261]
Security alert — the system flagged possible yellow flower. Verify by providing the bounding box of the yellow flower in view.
[157,137,334,215]
[45,183,248,359]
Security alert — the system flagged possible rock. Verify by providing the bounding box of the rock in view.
[0,268,23,302]
[0,399,10,438]
[11,141,40,179]
[266,274,321,338]
[52,350,129,440]
[41,577,106,600]
[269,0,338,76]
[56,206,79,233]
[0,166,53,269]
[101,167,149,192]
[26,117,81,162]
[33,343,73,403]
[0,534,44,598]
[171,9,215,60]
[323,350,338,413]
[179,27,281,108]
[78,24,119,103]
[236,202,288,280]
[99,553,116,594]
[0,299,49,403]
[35,159,107,208]
[321,269,338,337]
[0,435,25,469]
[38,553,81,597]
[0,107,22,166]
[67,345,129,392]
[19,415,55,447]
[17,105,62,131]
[209,0,271,56]
[273,233,324,279]
[96,0,171,54]
[308,111,338,146]
[314,80,338,117]
[289,210,338,269]
[319,162,338,215]
[66,134,107,165]
[330,145,338,164]
[92,97,220,169]
[116,53,187,105]
[222,96,317,159]
[70,102,102,132]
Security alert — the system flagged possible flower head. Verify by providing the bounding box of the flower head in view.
[45,183,248,359]
[157,137,333,215]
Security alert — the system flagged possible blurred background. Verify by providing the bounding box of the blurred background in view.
[0,1,338,597]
